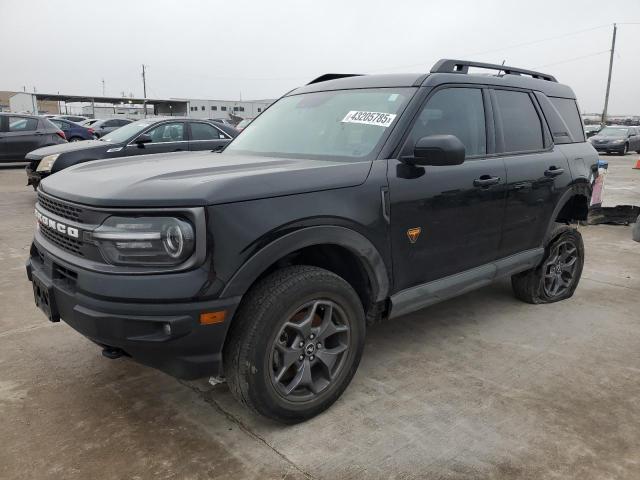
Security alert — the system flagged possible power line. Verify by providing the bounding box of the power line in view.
[533,50,610,69]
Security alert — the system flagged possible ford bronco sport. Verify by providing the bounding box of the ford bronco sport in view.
[27,60,595,423]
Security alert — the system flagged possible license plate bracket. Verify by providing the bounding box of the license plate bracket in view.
[32,271,60,322]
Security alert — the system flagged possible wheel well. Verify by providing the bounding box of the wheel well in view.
[556,194,589,222]
[252,244,375,314]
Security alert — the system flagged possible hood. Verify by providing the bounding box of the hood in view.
[26,140,106,159]
[40,151,372,207]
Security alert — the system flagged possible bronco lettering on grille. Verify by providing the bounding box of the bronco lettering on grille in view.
[35,209,79,239]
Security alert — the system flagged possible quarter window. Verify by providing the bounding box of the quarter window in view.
[409,88,486,157]
[144,122,185,143]
[494,90,544,152]
[549,97,585,142]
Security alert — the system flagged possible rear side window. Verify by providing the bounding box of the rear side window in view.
[493,90,543,153]
[549,97,585,142]
[9,116,38,132]
[190,122,228,140]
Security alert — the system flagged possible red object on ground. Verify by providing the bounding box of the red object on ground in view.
[633,159,640,169]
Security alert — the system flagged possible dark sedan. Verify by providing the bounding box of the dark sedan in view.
[0,113,66,163]
[25,117,236,188]
[589,126,640,155]
[49,118,95,142]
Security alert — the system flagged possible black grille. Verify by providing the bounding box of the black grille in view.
[37,193,83,222]
[39,226,84,256]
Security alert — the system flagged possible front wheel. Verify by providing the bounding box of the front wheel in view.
[223,265,366,423]
[511,225,584,304]
[68,137,82,142]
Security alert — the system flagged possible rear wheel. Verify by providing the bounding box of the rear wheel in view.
[224,265,366,423]
[511,225,584,304]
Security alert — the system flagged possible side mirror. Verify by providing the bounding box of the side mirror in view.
[134,133,152,147]
[410,134,465,166]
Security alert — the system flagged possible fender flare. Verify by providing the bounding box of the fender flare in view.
[220,225,390,302]
[545,183,591,240]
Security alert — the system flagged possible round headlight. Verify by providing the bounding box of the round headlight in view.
[164,224,185,258]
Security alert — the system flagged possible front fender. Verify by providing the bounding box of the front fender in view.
[220,225,390,302]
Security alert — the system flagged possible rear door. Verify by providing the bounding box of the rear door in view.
[187,121,231,151]
[3,116,41,160]
[125,121,187,156]
[493,88,572,257]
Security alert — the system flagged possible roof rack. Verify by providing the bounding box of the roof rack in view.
[307,73,363,85]
[430,59,557,82]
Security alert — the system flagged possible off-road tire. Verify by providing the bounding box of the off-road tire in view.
[511,224,584,304]
[223,265,366,423]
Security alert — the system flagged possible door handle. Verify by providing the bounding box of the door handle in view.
[544,167,564,177]
[473,175,501,187]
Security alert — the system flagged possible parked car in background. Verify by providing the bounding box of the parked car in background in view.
[79,118,102,128]
[211,118,237,127]
[589,126,640,155]
[55,115,88,123]
[235,118,253,132]
[49,118,95,142]
[584,124,601,138]
[90,118,133,138]
[0,113,66,162]
[25,117,236,188]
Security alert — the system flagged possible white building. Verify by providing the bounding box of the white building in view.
[187,99,273,121]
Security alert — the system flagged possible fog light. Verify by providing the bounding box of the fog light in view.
[163,323,172,336]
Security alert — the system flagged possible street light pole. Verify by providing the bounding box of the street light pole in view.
[601,23,617,127]
[142,64,147,118]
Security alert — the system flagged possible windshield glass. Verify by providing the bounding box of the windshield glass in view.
[224,88,415,161]
[598,127,628,137]
[101,120,154,143]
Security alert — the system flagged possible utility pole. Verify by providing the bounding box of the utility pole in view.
[601,23,617,127]
[141,64,147,118]
[101,78,106,97]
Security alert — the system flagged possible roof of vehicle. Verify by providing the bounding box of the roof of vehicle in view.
[291,59,576,99]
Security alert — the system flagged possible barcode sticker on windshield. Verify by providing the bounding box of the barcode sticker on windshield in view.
[341,111,397,128]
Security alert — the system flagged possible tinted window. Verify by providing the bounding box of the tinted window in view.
[549,97,585,142]
[9,117,38,132]
[409,88,486,157]
[103,120,119,127]
[190,122,226,140]
[50,119,67,129]
[494,90,543,152]
[145,122,185,143]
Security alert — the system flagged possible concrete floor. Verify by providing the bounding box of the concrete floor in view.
[1,159,639,480]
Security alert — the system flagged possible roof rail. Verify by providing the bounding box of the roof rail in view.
[430,59,557,82]
[307,73,363,85]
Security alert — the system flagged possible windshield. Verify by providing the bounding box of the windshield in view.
[101,119,154,143]
[598,127,628,137]
[224,88,415,161]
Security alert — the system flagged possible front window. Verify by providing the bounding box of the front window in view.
[100,120,155,143]
[598,127,628,137]
[224,88,415,161]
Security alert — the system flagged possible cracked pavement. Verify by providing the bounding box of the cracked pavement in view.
[1,157,639,479]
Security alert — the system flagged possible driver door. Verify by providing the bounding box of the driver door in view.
[127,121,187,156]
[388,86,507,293]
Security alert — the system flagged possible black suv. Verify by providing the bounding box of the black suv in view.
[26,60,595,423]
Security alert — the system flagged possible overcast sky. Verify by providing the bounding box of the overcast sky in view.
[1,0,638,114]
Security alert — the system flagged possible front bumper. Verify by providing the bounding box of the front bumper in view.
[26,241,241,380]
[592,143,625,153]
